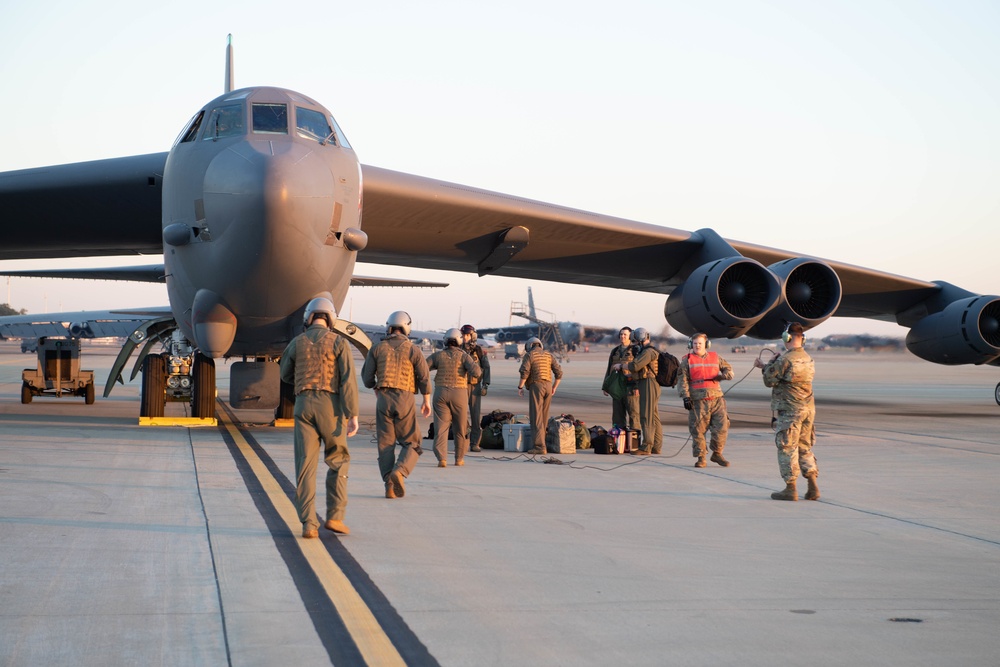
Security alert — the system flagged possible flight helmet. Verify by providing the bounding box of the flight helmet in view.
[386,310,412,336]
[445,328,463,347]
[526,336,542,350]
[460,324,477,341]
[303,297,336,328]
[633,327,650,344]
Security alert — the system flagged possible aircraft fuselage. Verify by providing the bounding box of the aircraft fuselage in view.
[162,87,362,357]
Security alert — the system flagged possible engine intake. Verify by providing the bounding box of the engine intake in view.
[747,258,842,338]
[906,295,1000,365]
[665,257,781,338]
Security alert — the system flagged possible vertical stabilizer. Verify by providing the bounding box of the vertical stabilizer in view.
[224,34,235,93]
[528,287,536,319]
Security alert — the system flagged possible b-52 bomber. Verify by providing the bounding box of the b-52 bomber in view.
[1,36,999,421]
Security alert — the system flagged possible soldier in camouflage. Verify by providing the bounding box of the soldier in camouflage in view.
[279,297,359,538]
[361,311,432,500]
[517,337,563,454]
[754,322,820,501]
[427,328,482,467]
[678,333,734,467]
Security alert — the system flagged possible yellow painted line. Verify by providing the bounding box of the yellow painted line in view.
[217,406,406,667]
[139,416,218,427]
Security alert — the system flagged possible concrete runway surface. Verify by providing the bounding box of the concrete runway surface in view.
[1,341,998,666]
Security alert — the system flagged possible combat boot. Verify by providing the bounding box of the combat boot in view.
[770,480,798,501]
[710,452,730,467]
[804,472,820,501]
[695,457,707,468]
[324,519,350,535]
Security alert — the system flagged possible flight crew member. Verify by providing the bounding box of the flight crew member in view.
[603,326,639,429]
[517,337,563,454]
[678,333,734,467]
[460,324,491,451]
[427,328,481,467]
[361,311,433,499]
[279,297,359,539]
[753,322,820,501]
[613,328,662,455]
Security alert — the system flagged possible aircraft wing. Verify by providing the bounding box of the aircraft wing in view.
[0,265,446,289]
[0,307,171,340]
[358,165,940,320]
[0,154,167,260]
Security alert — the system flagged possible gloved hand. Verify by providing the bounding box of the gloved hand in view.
[683,397,693,411]
[480,384,488,396]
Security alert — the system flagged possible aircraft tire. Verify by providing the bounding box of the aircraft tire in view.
[140,354,166,418]
[275,380,295,421]
[21,383,32,404]
[192,352,216,419]
[85,382,96,405]
[995,381,1000,406]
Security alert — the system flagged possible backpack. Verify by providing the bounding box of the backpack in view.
[655,350,679,387]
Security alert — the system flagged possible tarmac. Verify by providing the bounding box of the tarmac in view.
[1,340,998,666]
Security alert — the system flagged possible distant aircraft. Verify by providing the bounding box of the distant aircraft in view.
[1,36,998,419]
[479,287,586,352]
[820,334,904,351]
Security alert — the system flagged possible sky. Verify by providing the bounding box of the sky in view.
[1,0,997,337]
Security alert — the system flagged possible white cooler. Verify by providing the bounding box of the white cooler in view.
[502,424,532,452]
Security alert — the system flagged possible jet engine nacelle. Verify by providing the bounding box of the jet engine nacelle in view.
[905,295,1000,365]
[69,322,95,338]
[664,257,781,338]
[747,258,843,339]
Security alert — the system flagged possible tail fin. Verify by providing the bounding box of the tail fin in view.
[224,34,235,93]
[528,287,536,319]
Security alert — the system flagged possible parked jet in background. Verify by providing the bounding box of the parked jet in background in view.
[479,287,586,352]
[1,36,998,421]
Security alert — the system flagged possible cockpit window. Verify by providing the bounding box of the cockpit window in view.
[203,104,245,141]
[174,110,205,145]
[296,107,334,144]
[330,116,351,149]
[252,103,288,134]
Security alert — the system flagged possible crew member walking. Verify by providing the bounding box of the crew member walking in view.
[678,333,734,467]
[460,324,491,451]
[361,311,432,499]
[279,297,359,538]
[754,322,820,501]
[427,328,481,467]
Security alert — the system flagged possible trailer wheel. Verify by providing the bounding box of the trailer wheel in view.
[140,353,166,418]
[995,381,1000,406]
[192,352,216,419]
[21,383,32,404]
[85,382,96,405]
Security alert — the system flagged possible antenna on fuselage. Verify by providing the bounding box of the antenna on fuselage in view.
[224,34,235,93]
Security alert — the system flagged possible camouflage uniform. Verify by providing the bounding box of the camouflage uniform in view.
[279,322,359,532]
[626,345,662,454]
[463,340,491,449]
[677,351,733,459]
[427,346,481,465]
[605,343,639,429]
[761,347,817,482]
[361,332,432,485]
[518,348,564,450]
